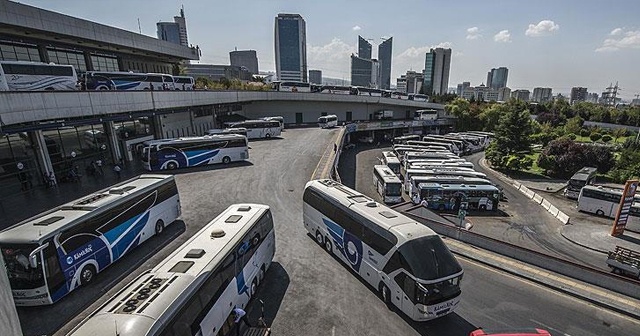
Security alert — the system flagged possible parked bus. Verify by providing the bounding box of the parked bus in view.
[230,120,282,139]
[318,115,338,128]
[303,179,463,321]
[565,167,598,199]
[404,168,488,192]
[173,76,195,90]
[272,81,311,92]
[416,183,501,211]
[354,86,384,96]
[381,151,401,176]
[0,175,180,306]
[422,136,465,154]
[403,151,459,163]
[407,161,475,171]
[0,61,77,91]
[393,147,453,162]
[67,203,275,336]
[406,140,455,153]
[319,85,355,95]
[83,71,174,91]
[206,128,248,137]
[261,116,285,130]
[373,165,403,204]
[577,185,624,218]
[408,176,494,200]
[392,135,421,145]
[408,94,429,102]
[141,134,249,171]
[414,109,438,121]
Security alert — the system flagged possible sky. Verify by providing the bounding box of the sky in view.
[17,0,640,100]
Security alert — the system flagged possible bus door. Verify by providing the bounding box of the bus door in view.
[393,271,416,313]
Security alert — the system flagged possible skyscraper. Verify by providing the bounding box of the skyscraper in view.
[351,55,375,87]
[309,70,322,84]
[486,67,508,89]
[532,87,553,103]
[423,48,451,95]
[230,50,259,74]
[570,87,588,104]
[377,37,393,90]
[358,36,372,59]
[274,13,307,82]
[157,6,189,47]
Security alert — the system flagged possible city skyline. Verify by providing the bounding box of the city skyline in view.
[18,0,640,99]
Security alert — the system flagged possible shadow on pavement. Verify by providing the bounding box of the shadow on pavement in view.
[166,160,255,175]
[247,262,290,327]
[18,220,187,336]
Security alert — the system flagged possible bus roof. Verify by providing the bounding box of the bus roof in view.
[0,175,175,244]
[144,134,246,145]
[70,204,271,336]
[373,165,402,183]
[305,180,437,241]
[411,175,492,184]
[418,182,500,192]
[570,167,598,181]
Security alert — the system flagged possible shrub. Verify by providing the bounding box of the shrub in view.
[580,129,590,137]
[602,135,612,143]
[590,133,601,142]
[567,133,577,140]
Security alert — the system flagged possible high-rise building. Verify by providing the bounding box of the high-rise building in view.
[486,67,508,89]
[456,81,471,96]
[377,37,393,90]
[532,87,553,103]
[157,6,189,47]
[396,71,423,94]
[423,48,451,95]
[511,89,530,102]
[309,70,322,84]
[274,13,307,82]
[570,87,588,104]
[351,54,379,87]
[358,36,372,60]
[497,87,511,101]
[229,49,259,74]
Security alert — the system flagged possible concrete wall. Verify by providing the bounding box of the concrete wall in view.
[0,260,22,336]
[159,111,194,138]
[0,0,198,60]
[0,91,444,128]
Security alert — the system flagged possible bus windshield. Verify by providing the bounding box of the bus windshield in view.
[386,183,402,196]
[1,243,45,290]
[399,236,462,280]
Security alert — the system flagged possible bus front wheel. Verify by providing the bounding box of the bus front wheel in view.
[80,265,96,286]
[250,278,258,298]
[265,133,271,138]
[222,156,231,164]
[324,237,333,253]
[596,210,605,216]
[155,220,165,235]
[167,162,178,170]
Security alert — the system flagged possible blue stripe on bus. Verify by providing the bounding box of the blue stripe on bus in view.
[186,149,220,166]
[110,212,149,261]
[322,218,363,272]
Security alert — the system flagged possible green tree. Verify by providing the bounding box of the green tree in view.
[485,102,534,169]
[590,133,601,142]
[445,98,481,131]
[612,128,628,142]
[564,116,583,135]
[478,103,505,132]
[602,135,612,143]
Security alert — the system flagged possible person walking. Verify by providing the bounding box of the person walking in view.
[113,164,122,180]
[232,307,251,336]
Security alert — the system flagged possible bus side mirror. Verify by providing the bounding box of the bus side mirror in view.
[28,242,49,268]
[29,255,38,269]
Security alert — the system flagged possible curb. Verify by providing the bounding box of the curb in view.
[559,228,609,254]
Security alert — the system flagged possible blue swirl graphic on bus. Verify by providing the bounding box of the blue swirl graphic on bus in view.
[322,218,363,272]
[157,148,220,169]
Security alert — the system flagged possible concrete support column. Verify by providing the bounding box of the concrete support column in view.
[0,267,22,336]
[32,130,55,182]
[103,121,122,164]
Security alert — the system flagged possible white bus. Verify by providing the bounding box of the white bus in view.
[408,176,494,200]
[83,72,174,91]
[0,61,77,91]
[577,185,625,218]
[141,134,249,171]
[408,94,429,102]
[403,151,459,163]
[422,136,465,154]
[173,76,195,90]
[230,120,282,139]
[373,165,403,204]
[0,175,180,306]
[416,183,501,211]
[404,168,488,192]
[318,115,338,128]
[272,81,311,92]
[392,135,421,145]
[407,161,475,171]
[207,128,248,137]
[393,147,454,162]
[381,151,401,176]
[68,204,275,336]
[303,180,463,321]
[261,116,285,130]
[414,109,438,121]
[406,140,455,153]
[565,167,598,199]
